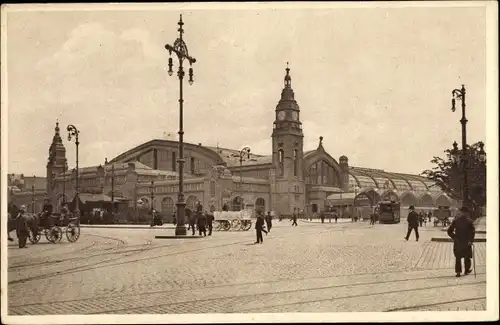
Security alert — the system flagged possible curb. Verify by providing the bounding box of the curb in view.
[431,237,486,243]
[155,235,205,239]
[440,228,486,234]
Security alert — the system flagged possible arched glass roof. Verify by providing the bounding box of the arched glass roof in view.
[348,170,377,188]
[407,180,427,192]
[391,179,412,191]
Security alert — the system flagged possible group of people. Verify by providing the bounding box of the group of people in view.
[405,204,476,277]
[183,201,215,237]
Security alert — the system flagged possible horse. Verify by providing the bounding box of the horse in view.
[7,213,39,242]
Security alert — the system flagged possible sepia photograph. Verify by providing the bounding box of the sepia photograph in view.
[1,1,498,323]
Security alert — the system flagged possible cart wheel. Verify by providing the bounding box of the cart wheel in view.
[29,229,41,244]
[243,220,252,231]
[46,226,62,244]
[231,219,241,231]
[214,221,222,231]
[222,220,231,231]
[66,223,80,243]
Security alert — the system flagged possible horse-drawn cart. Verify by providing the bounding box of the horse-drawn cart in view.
[213,210,252,232]
[29,213,81,244]
[433,206,452,227]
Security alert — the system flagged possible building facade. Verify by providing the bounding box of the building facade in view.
[10,66,457,219]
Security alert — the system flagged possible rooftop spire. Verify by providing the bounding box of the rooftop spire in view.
[55,119,60,135]
[284,62,291,88]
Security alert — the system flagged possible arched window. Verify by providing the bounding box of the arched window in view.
[255,197,265,214]
[293,149,298,176]
[161,197,175,215]
[278,149,284,176]
[232,196,243,211]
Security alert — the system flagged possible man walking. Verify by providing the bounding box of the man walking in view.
[16,205,30,248]
[265,211,273,233]
[188,210,197,236]
[255,213,266,244]
[197,211,207,237]
[404,205,419,242]
[291,212,298,226]
[447,206,476,277]
[206,210,214,236]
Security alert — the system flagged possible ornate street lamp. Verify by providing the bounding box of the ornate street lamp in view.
[165,14,197,236]
[451,85,469,207]
[149,180,155,212]
[238,146,251,211]
[67,124,80,216]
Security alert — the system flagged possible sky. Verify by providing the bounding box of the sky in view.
[4,3,491,177]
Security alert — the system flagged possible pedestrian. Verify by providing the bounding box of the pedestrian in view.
[197,211,207,236]
[265,211,273,233]
[16,205,29,248]
[172,211,177,225]
[206,210,214,236]
[320,212,325,224]
[447,206,476,277]
[255,213,266,244]
[334,211,338,223]
[404,205,420,241]
[292,212,298,226]
[188,209,197,235]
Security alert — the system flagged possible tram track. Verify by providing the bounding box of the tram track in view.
[9,268,486,309]
[10,273,484,314]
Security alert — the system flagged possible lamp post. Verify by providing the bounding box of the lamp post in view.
[149,180,155,213]
[239,146,251,211]
[212,166,226,211]
[165,14,196,236]
[451,85,469,208]
[67,124,80,216]
[31,183,35,213]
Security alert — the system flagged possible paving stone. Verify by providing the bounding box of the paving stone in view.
[7,222,487,314]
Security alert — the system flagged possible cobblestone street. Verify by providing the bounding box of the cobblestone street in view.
[7,220,486,314]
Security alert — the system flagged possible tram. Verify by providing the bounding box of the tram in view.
[377,200,401,224]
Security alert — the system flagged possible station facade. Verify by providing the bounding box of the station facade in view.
[19,66,456,220]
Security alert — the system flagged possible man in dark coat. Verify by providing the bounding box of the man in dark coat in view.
[197,211,207,236]
[265,211,273,233]
[405,205,419,241]
[188,209,197,235]
[255,213,266,244]
[206,211,214,236]
[447,206,476,277]
[16,205,30,248]
[291,212,298,226]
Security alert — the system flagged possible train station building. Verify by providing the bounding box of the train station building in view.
[16,66,457,220]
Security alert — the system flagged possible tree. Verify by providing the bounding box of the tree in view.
[421,141,486,211]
